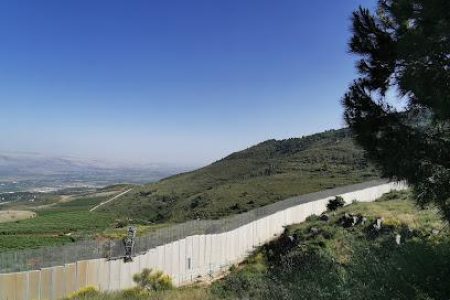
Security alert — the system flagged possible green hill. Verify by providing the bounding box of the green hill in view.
[102,128,379,222]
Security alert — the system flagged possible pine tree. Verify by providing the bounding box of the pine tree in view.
[343,0,450,220]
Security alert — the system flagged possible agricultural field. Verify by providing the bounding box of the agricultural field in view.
[0,210,36,223]
[0,191,60,208]
[0,187,131,252]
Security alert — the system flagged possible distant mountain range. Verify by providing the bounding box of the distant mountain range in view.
[0,152,191,192]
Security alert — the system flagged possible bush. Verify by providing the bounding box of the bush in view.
[66,286,99,299]
[132,268,173,292]
[210,267,268,299]
[327,196,345,211]
[119,287,150,299]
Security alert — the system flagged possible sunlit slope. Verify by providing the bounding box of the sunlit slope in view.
[102,129,378,222]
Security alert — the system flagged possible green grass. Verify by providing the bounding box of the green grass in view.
[101,223,171,239]
[49,195,110,210]
[102,129,379,222]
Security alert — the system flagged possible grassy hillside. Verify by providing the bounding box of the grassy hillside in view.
[102,128,378,222]
[210,191,449,300]
[71,191,450,300]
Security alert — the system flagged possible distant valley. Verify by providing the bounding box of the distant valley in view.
[0,152,191,193]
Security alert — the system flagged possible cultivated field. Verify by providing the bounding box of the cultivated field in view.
[0,186,131,251]
[0,210,36,223]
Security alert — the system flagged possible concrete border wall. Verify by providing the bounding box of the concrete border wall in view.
[0,181,406,299]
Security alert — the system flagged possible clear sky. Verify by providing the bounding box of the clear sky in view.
[0,0,376,167]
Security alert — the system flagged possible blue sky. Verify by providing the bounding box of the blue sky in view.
[0,0,376,166]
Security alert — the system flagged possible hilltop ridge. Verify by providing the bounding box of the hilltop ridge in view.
[102,128,379,222]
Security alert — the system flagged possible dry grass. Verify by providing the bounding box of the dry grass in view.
[332,238,353,265]
[0,210,36,223]
[148,288,211,300]
[66,286,211,300]
[339,191,443,231]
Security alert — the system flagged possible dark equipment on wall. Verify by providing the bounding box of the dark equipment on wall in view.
[124,226,137,262]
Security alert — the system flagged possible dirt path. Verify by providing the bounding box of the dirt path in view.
[89,189,132,212]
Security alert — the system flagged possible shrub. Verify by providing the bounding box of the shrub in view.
[327,196,345,211]
[132,268,173,291]
[66,286,99,299]
[210,267,268,299]
[114,218,128,228]
[119,287,150,299]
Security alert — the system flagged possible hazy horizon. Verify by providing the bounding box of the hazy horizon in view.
[0,0,376,166]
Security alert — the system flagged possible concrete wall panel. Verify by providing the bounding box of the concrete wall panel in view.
[203,235,212,271]
[238,225,246,256]
[118,261,132,290]
[177,238,186,278]
[13,272,28,300]
[185,236,194,281]
[53,266,65,300]
[197,235,206,274]
[191,236,200,276]
[164,243,173,276]
[86,260,99,288]
[64,263,76,295]
[149,249,156,268]
[129,259,140,287]
[168,241,180,286]
[75,260,87,290]
[219,233,227,268]
[228,229,236,263]
[0,273,16,300]
[28,270,41,300]
[108,259,121,291]
[97,259,110,291]
[39,268,52,300]
[156,245,164,271]
[210,234,219,271]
